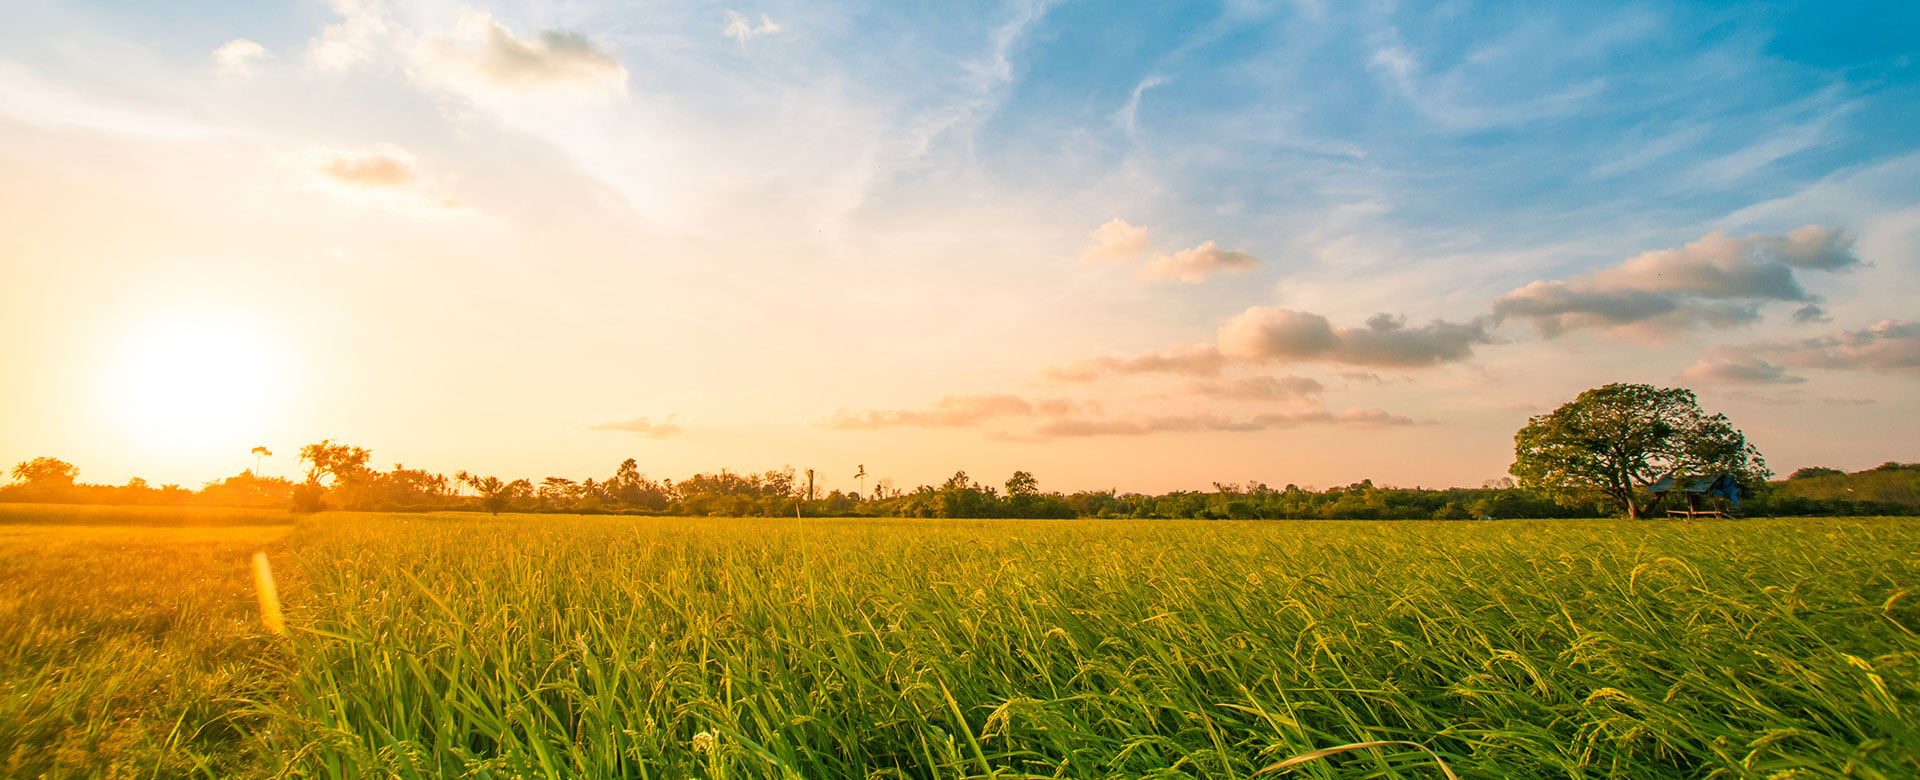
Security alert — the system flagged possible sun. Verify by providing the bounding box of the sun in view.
[106,312,288,452]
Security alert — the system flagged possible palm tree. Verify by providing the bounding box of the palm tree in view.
[854,464,867,500]
[250,446,272,474]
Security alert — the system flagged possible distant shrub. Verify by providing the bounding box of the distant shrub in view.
[291,484,327,514]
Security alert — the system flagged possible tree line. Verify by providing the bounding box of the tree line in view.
[3,383,1913,519]
[5,447,1913,520]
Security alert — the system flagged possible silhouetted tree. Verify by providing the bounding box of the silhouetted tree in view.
[455,471,533,516]
[10,457,78,488]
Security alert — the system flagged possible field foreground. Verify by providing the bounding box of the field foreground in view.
[1,507,1916,778]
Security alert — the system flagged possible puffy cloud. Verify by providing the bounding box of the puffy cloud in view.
[212,39,270,82]
[1045,345,1226,381]
[1138,240,1259,283]
[1493,227,1859,338]
[1757,320,1920,374]
[309,0,393,72]
[1218,308,1491,367]
[1051,307,1487,385]
[414,11,628,99]
[1076,219,1256,282]
[589,417,683,437]
[1033,408,1414,438]
[285,144,464,214]
[1771,225,1860,270]
[1492,282,1761,337]
[1079,218,1150,265]
[723,11,783,44]
[826,394,1079,429]
[1680,353,1805,385]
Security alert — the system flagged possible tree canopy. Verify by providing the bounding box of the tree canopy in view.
[1510,383,1769,518]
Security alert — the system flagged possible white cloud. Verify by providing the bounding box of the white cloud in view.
[1078,217,1149,264]
[723,11,784,44]
[1138,240,1259,283]
[413,11,629,100]
[1114,74,1168,136]
[309,0,393,72]
[212,39,271,83]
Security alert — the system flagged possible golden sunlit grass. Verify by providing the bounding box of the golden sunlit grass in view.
[2,509,1916,777]
[0,521,291,777]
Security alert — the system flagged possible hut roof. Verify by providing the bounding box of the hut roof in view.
[1648,473,1742,505]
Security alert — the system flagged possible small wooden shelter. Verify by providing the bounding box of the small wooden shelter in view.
[1649,473,1742,519]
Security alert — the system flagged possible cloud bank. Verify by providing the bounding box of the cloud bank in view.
[1757,320,1920,374]
[1219,309,1492,367]
[1493,226,1859,338]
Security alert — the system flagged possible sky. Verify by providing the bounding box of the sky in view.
[1,0,1917,494]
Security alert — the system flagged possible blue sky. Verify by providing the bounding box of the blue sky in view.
[1,0,1917,490]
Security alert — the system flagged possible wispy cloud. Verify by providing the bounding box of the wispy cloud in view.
[283,144,466,215]
[1755,320,1920,375]
[309,0,393,72]
[826,394,1080,430]
[1680,352,1805,385]
[589,416,683,437]
[723,11,783,45]
[1114,74,1168,137]
[1032,407,1414,438]
[1046,345,1227,381]
[1138,240,1259,284]
[827,391,1409,440]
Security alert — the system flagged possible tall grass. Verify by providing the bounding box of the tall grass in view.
[254,515,1919,778]
[0,502,295,527]
[0,523,291,777]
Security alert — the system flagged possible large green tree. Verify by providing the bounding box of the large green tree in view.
[1510,383,1769,518]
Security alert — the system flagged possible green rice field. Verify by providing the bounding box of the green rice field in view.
[1,504,1916,778]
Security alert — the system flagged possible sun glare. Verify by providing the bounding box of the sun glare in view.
[106,313,287,452]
